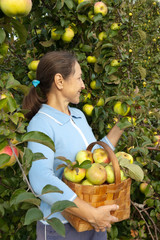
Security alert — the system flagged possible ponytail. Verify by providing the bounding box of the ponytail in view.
[22,86,46,120]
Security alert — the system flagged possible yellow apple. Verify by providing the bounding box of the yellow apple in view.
[90,80,100,90]
[87,56,97,63]
[51,28,61,40]
[116,151,133,164]
[86,163,107,185]
[110,59,120,67]
[81,179,93,185]
[88,10,94,20]
[82,104,94,116]
[113,101,130,116]
[94,2,108,16]
[93,148,110,164]
[28,70,36,80]
[1,0,32,17]
[96,97,105,106]
[124,116,136,126]
[139,182,148,194]
[61,28,75,43]
[76,150,93,165]
[28,60,40,71]
[110,23,120,30]
[64,166,86,183]
[0,145,18,169]
[0,42,9,56]
[83,93,91,102]
[98,31,107,41]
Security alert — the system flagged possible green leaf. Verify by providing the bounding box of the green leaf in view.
[0,98,7,110]
[137,65,146,80]
[0,154,10,168]
[78,160,92,169]
[6,77,20,89]
[10,189,26,206]
[127,164,144,181]
[47,218,65,237]
[7,96,17,113]
[41,184,63,195]
[56,156,72,165]
[24,208,43,225]
[0,204,5,217]
[11,18,28,44]
[32,152,48,161]
[21,131,55,152]
[78,14,88,23]
[76,1,91,11]
[64,0,74,9]
[136,29,146,41]
[0,28,6,44]
[51,200,77,214]
[22,148,33,166]
[10,191,40,207]
[39,39,53,47]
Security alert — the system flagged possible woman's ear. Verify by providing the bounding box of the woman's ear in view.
[54,73,64,90]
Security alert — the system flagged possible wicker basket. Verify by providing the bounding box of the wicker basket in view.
[62,141,131,232]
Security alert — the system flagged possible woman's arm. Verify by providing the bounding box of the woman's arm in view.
[106,123,124,148]
[63,196,119,232]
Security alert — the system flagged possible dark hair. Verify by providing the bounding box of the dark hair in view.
[23,51,77,120]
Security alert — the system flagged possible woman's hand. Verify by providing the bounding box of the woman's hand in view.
[89,204,119,232]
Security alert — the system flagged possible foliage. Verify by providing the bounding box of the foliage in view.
[0,0,160,239]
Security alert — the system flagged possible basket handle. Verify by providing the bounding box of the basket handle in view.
[87,141,121,185]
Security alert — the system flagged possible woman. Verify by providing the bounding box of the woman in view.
[23,51,124,240]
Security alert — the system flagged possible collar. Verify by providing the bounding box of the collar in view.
[38,104,82,125]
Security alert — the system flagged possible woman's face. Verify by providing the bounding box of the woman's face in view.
[62,61,85,104]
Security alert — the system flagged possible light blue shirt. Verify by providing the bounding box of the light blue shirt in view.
[27,104,115,224]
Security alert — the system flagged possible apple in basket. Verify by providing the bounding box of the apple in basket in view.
[64,166,86,183]
[105,165,127,184]
[86,163,107,185]
[93,148,110,164]
[76,150,93,164]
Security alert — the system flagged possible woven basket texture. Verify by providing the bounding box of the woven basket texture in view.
[62,141,131,232]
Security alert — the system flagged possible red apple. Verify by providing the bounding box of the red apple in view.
[93,148,110,164]
[76,150,93,165]
[86,163,107,185]
[64,166,86,183]
[0,146,19,169]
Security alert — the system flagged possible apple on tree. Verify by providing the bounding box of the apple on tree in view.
[113,101,130,116]
[94,2,108,16]
[87,56,97,64]
[93,148,110,164]
[110,59,120,67]
[90,80,100,90]
[28,60,40,71]
[51,28,61,41]
[110,23,120,30]
[96,97,105,107]
[0,145,19,169]
[86,163,107,185]
[76,150,93,165]
[98,31,107,41]
[1,0,32,17]
[82,104,94,116]
[61,28,75,43]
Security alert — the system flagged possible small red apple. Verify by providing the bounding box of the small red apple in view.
[0,145,19,168]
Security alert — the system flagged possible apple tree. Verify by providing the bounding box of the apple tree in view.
[0,0,160,239]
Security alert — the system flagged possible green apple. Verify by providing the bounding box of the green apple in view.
[64,166,86,183]
[90,80,100,90]
[51,28,61,40]
[76,150,93,165]
[62,28,75,43]
[0,43,9,56]
[105,165,115,183]
[88,10,94,20]
[83,93,91,102]
[96,97,105,107]
[86,163,107,185]
[28,70,36,80]
[82,104,94,116]
[116,151,133,164]
[110,23,120,30]
[0,145,19,169]
[93,148,110,164]
[113,101,130,116]
[98,31,107,41]
[87,56,97,63]
[81,179,93,185]
[1,0,32,17]
[28,60,40,71]
[110,59,120,67]
[94,2,108,16]
[139,182,148,194]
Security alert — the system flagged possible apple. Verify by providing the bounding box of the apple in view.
[139,182,148,194]
[98,31,107,41]
[110,23,120,30]
[82,104,94,116]
[28,70,36,80]
[0,145,19,169]
[64,166,86,183]
[51,28,61,40]
[1,0,32,17]
[105,165,115,184]
[124,116,136,126]
[88,10,94,20]
[153,135,160,146]
[78,0,88,3]
[28,60,40,71]
[61,28,75,43]
[96,97,105,107]
[116,151,133,164]
[87,56,97,64]
[113,101,130,116]
[83,93,91,102]
[0,43,9,56]
[110,59,120,67]
[81,179,93,185]
[94,2,108,17]
[93,148,110,164]
[86,163,107,185]
[76,150,93,165]
[90,80,100,90]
